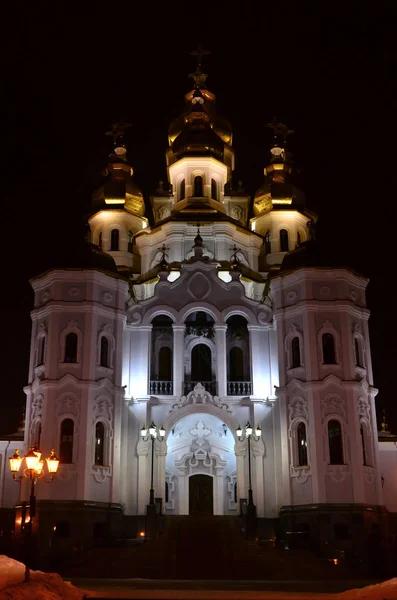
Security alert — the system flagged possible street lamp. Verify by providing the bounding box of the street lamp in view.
[236,421,262,518]
[9,446,59,573]
[10,447,60,521]
[140,423,165,506]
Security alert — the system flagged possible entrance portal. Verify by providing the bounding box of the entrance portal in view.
[189,474,213,515]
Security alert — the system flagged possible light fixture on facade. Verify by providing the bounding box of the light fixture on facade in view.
[141,423,166,505]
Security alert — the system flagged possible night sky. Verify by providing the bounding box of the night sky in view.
[1,3,396,435]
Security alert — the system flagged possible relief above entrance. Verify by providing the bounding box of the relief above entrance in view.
[169,382,232,413]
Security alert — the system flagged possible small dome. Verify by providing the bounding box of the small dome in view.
[34,240,119,277]
[280,240,346,273]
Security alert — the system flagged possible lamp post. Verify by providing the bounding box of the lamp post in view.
[9,446,59,573]
[236,422,261,536]
[140,422,165,506]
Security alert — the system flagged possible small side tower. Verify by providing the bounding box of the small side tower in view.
[251,119,317,271]
[271,238,383,546]
[23,229,129,551]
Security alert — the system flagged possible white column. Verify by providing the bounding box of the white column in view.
[235,441,247,504]
[214,469,225,515]
[247,325,267,398]
[178,469,189,514]
[137,439,149,514]
[214,324,227,397]
[173,325,185,397]
[156,439,167,513]
[252,438,265,517]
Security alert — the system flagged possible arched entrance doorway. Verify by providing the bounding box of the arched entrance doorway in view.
[189,474,213,515]
[165,412,237,516]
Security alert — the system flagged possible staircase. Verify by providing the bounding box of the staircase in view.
[61,515,364,580]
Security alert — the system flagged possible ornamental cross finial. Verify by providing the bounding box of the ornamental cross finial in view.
[190,44,211,69]
[105,120,132,146]
[189,44,210,89]
[265,117,294,142]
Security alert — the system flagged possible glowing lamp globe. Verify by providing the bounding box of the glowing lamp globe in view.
[245,423,253,437]
[9,450,22,473]
[46,449,60,475]
[159,426,166,438]
[148,423,156,437]
[140,426,147,438]
[255,425,262,438]
[236,425,243,438]
[25,448,40,470]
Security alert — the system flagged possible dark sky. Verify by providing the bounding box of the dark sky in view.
[1,2,397,435]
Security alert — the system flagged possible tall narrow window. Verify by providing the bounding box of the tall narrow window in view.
[98,231,103,250]
[211,178,217,200]
[38,337,46,365]
[158,347,172,380]
[297,422,308,466]
[229,347,244,380]
[291,337,301,368]
[354,337,363,367]
[296,231,302,247]
[194,175,203,197]
[165,481,169,503]
[60,419,74,464]
[64,332,78,363]
[280,229,289,252]
[100,337,109,368]
[110,229,119,251]
[322,333,336,364]
[265,231,271,254]
[360,423,367,466]
[328,419,344,465]
[94,422,105,466]
[180,179,185,200]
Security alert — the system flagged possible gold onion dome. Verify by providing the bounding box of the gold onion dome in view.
[254,119,305,214]
[91,122,144,217]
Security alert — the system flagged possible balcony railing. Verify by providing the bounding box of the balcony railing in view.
[149,381,173,395]
[227,381,252,396]
[184,381,217,396]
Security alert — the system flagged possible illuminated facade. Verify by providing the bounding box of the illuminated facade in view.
[1,58,389,551]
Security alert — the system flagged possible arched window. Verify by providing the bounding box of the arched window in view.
[60,419,74,464]
[291,337,301,368]
[354,337,363,368]
[191,344,212,382]
[211,178,217,200]
[265,231,271,254]
[158,347,172,380]
[64,332,78,363]
[360,423,367,466]
[194,175,203,197]
[98,231,103,250]
[280,229,289,252]
[328,419,344,465]
[110,229,119,251]
[297,422,308,466]
[180,179,185,200]
[322,333,336,364]
[38,336,46,365]
[296,231,302,247]
[100,337,109,368]
[94,422,105,466]
[229,347,244,380]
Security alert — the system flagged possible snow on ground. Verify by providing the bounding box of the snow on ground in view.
[337,578,397,600]
[0,555,84,600]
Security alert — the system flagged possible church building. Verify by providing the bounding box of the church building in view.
[0,54,392,560]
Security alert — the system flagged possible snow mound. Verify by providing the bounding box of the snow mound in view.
[0,556,84,600]
[338,578,397,600]
[0,557,25,591]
